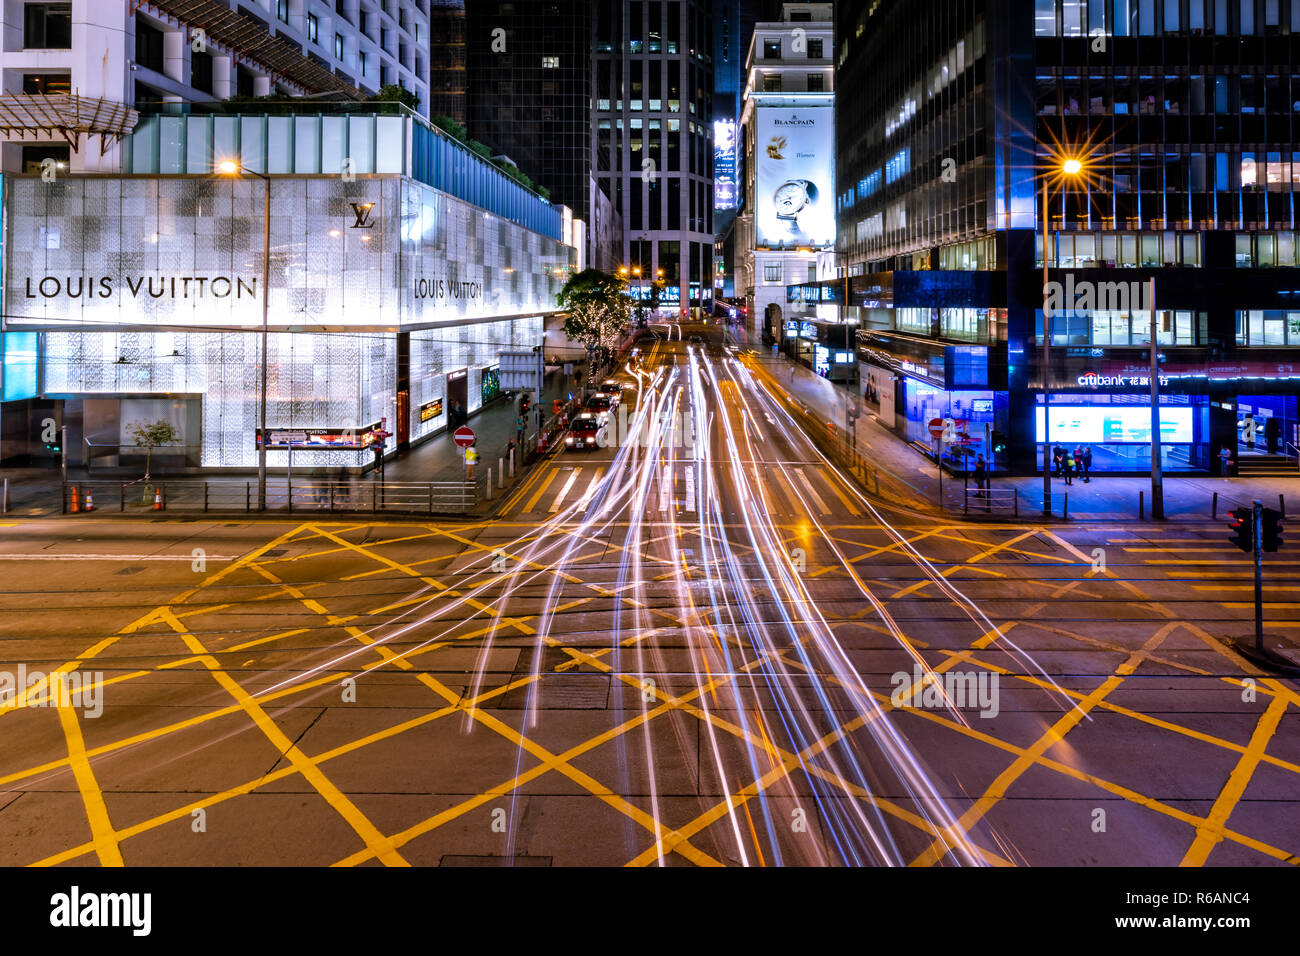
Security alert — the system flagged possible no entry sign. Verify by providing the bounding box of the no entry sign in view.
[453,426,476,448]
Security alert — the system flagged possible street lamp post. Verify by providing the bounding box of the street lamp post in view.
[1041,156,1083,517]
[218,160,271,510]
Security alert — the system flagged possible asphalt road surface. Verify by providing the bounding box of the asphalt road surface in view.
[1,327,1298,866]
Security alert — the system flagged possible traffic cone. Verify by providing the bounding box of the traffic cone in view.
[69,486,80,513]
[83,491,95,512]
[153,488,163,510]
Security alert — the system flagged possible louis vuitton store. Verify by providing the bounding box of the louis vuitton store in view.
[0,172,572,469]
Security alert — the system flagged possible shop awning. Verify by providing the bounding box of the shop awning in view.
[0,95,139,155]
[134,0,365,100]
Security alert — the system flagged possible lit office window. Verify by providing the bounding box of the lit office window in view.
[542,56,559,68]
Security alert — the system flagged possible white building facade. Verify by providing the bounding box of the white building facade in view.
[0,0,430,174]
[736,1,833,347]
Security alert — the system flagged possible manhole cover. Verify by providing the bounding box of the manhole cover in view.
[262,549,288,558]
[495,674,610,710]
[439,855,552,867]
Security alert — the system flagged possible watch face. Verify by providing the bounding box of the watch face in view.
[773,181,809,219]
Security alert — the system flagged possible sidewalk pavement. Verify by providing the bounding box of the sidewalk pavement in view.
[746,349,1300,522]
[1,368,579,517]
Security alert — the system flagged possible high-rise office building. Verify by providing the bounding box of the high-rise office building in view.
[428,0,467,124]
[827,0,1300,477]
[466,1,592,237]
[593,0,716,314]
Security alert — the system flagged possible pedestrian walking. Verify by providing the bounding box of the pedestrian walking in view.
[1052,444,1065,477]
[1218,445,1230,476]
[1063,448,1075,485]
[515,414,526,446]
[464,442,479,480]
[1079,444,1092,483]
[973,454,988,498]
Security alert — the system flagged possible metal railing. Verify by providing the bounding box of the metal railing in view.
[62,478,480,516]
[948,485,1020,517]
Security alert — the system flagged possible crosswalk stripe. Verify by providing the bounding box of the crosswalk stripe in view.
[770,466,802,517]
[793,467,831,515]
[684,462,696,512]
[549,469,581,513]
[577,468,605,506]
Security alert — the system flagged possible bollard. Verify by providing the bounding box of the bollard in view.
[1212,491,1218,518]
[486,468,494,500]
[1139,490,1145,520]
[2,477,7,513]
[1280,493,1286,517]
[1014,488,1019,517]
[1064,491,1068,520]
[498,457,505,488]
[509,449,516,479]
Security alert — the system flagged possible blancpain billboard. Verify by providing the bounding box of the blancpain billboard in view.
[755,107,835,248]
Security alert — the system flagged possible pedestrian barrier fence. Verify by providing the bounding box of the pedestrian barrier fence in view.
[62,479,480,515]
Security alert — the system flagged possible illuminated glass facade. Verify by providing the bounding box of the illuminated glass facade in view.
[2,174,568,469]
[834,0,1300,475]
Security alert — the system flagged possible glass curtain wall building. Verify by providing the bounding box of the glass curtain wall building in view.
[593,0,716,314]
[0,109,572,470]
[832,0,1300,475]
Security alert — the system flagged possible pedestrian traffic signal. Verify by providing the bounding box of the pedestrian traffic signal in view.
[1261,507,1284,552]
[991,430,1007,454]
[1228,507,1254,552]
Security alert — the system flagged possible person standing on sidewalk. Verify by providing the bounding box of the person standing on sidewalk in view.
[1079,444,1092,482]
[973,454,988,498]
[1063,447,1075,485]
[464,442,479,480]
[515,414,526,447]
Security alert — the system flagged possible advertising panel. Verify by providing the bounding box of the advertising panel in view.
[1035,406,1193,444]
[713,120,738,210]
[755,107,835,248]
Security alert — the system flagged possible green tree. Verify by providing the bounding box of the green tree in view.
[557,269,632,386]
[370,84,419,111]
[128,420,181,479]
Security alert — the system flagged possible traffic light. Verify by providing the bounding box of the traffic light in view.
[991,430,1007,454]
[1228,507,1254,553]
[1261,508,1285,552]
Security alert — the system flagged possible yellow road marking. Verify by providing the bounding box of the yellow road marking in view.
[56,683,124,866]
[1180,694,1289,866]
[156,607,410,867]
[522,466,560,513]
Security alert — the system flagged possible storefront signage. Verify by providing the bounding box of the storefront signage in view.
[419,398,444,422]
[901,360,930,377]
[1076,371,1169,388]
[412,277,484,301]
[256,423,381,450]
[23,275,258,300]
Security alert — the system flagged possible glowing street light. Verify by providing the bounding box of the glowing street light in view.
[217,158,272,510]
[1040,153,1086,516]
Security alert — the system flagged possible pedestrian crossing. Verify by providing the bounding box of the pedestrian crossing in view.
[513,461,865,518]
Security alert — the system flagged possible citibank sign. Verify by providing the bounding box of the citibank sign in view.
[1077,371,1169,388]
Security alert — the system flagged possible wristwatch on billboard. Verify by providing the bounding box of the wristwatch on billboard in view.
[773,179,818,231]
